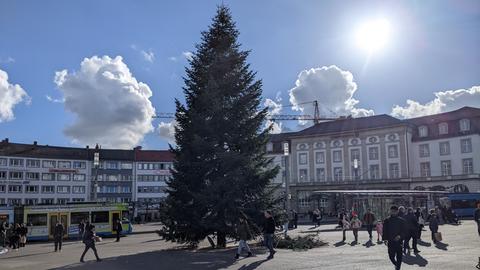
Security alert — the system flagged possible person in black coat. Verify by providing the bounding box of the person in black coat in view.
[54,221,64,252]
[403,207,420,253]
[78,220,85,241]
[427,209,440,243]
[383,205,407,270]
[263,211,276,260]
[0,221,6,248]
[474,202,480,237]
[115,219,122,242]
[80,222,101,263]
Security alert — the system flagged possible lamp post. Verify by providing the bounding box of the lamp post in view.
[353,158,359,213]
[93,147,100,202]
[283,142,290,236]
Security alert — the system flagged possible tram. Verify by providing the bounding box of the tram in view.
[17,202,133,240]
[0,206,14,224]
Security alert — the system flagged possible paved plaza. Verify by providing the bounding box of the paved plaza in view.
[0,221,478,270]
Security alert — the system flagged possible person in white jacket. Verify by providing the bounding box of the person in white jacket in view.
[351,214,363,243]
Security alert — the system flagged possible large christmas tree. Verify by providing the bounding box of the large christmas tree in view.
[162,5,279,248]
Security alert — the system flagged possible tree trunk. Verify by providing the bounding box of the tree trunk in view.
[216,231,226,248]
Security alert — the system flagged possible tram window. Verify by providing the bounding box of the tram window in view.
[27,214,47,226]
[91,211,109,223]
[0,214,9,223]
[71,212,90,224]
[451,200,476,209]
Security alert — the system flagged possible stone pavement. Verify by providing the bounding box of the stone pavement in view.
[0,221,478,270]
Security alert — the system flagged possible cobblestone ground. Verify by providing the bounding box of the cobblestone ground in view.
[0,221,478,270]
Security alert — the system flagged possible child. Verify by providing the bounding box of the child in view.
[375,219,383,242]
[350,214,362,243]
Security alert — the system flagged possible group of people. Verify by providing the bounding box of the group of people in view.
[0,222,28,250]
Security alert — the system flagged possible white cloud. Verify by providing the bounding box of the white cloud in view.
[182,51,194,61]
[157,120,176,144]
[289,65,374,124]
[0,69,29,122]
[54,55,156,149]
[391,86,480,118]
[141,50,155,63]
[168,56,178,62]
[46,95,65,103]
[0,57,15,64]
[264,97,283,134]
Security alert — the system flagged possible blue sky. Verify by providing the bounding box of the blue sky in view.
[0,0,479,149]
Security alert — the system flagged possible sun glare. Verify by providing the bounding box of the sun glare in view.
[356,19,391,52]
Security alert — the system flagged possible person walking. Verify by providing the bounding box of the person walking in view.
[115,219,123,242]
[427,209,440,244]
[292,210,298,229]
[19,224,27,248]
[11,224,20,251]
[363,209,376,241]
[338,209,346,228]
[383,205,407,270]
[263,211,276,260]
[474,202,480,237]
[403,207,420,254]
[54,221,64,252]
[375,219,383,242]
[80,222,102,263]
[78,220,85,241]
[0,221,6,248]
[341,214,351,242]
[235,217,253,259]
[414,207,425,240]
[351,214,362,243]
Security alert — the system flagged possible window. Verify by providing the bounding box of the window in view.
[0,185,5,192]
[26,172,40,180]
[266,143,273,152]
[121,186,131,193]
[42,173,55,181]
[298,169,308,182]
[107,175,119,181]
[8,198,21,206]
[315,152,325,164]
[333,150,342,163]
[73,161,86,169]
[316,168,325,182]
[9,171,23,180]
[439,142,450,156]
[8,185,22,193]
[106,162,118,169]
[42,186,55,193]
[72,198,85,202]
[297,191,310,207]
[441,161,451,176]
[459,119,470,131]
[420,162,431,177]
[42,160,56,168]
[0,171,6,179]
[0,158,7,166]
[58,161,71,169]
[368,147,379,160]
[419,144,430,158]
[352,166,361,180]
[460,139,472,153]
[57,186,70,194]
[25,185,39,193]
[57,198,69,204]
[57,173,71,181]
[70,212,89,224]
[369,165,380,179]
[462,158,474,175]
[298,153,308,165]
[41,198,54,204]
[72,186,86,194]
[121,162,133,169]
[9,158,24,167]
[389,163,399,178]
[419,126,428,137]
[388,145,399,158]
[334,167,343,181]
[26,159,40,168]
[350,149,360,161]
[91,211,109,223]
[438,122,448,135]
[25,199,37,206]
[121,174,132,181]
[73,174,86,181]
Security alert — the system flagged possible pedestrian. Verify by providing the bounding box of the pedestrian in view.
[474,202,480,237]
[235,216,253,259]
[363,209,375,241]
[0,221,6,248]
[263,210,276,260]
[403,207,420,254]
[338,209,346,228]
[383,205,407,270]
[80,222,102,263]
[427,209,440,244]
[415,207,425,240]
[341,214,350,242]
[292,210,298,229]
[350,214,362,243]
[11,224,20,251]
[19,224,27,248]
[375,219,383,242]
[398,206,406,218]
[78,220,85,241]
[54,220,64,252]
[115,219,122,242]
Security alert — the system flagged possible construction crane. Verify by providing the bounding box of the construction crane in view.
[152,100,338,123]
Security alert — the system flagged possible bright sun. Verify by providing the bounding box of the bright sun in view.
[356,19,391,52]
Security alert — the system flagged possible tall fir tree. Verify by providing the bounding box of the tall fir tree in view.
[162,5,280,248]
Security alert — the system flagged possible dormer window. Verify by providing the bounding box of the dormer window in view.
[438,123,448,135]
[459,119,470,132]
[419,126,428,137]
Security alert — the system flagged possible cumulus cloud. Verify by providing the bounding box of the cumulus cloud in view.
[289,65,374,124]
[54,55,156,149]
[264,96,283,134]
[157,120,176,144]
[0,69,29,122]
[391,86,480,118]
[141,50,155,63]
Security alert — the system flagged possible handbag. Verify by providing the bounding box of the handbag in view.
[434,232,442,242]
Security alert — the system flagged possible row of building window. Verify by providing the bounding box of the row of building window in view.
[0,158,87,169]
[137,186,165,193]
[419,159,474,177]
[0,172,86,181]
[419,139,472,157]
[137,175,170,182]
[297,163,400,182]
[298,145,399,165]
[96,174,133,181]
[0,185,86,194]
[418,119,470,137]
[0,198,85,206]
[137,163,172,170]
[98,186,131,193]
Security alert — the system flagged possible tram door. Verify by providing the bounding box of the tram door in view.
[111,211,120,233]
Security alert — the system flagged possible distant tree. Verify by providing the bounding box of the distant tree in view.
[161,5,280,248]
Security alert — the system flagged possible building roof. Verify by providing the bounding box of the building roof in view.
[404,106,480,126]
[135,150,174,162]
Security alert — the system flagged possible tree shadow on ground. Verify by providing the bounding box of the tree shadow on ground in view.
[435,242,449,251]
[48,247,271,270]
[403,253,428,267]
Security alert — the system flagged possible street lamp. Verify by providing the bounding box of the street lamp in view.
[353,158,359,214]
[93,145,100,202]
[283,142,290,236]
